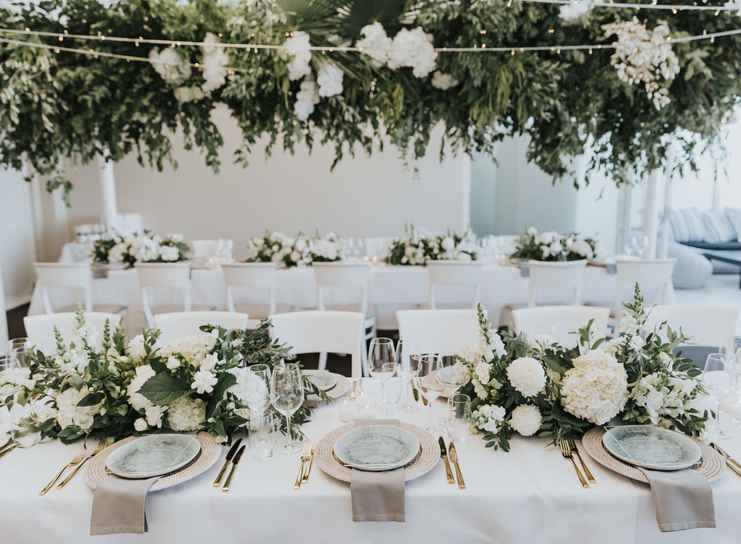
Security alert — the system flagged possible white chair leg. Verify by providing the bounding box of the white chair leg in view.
[226,287,236,313]
[142,288,155,328]
[318,352,328,371]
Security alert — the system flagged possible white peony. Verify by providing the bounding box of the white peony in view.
[356,22,392,66]
[510,404,542,437]
[201,32,229,93]
[431,71,458,90]
[560,0,593,22]
[167,396,206,432]
[561,350,628,425]
[283,31,312,81]
[191,369,217,394]
[294,76,320,121]
[149,47,192,86]
[317,62,344,97]
[387,27,437,78]
[506,357,547,398]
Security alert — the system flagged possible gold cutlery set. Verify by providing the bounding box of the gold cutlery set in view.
[558,439,596,489]
[213,438,245,493]
[712,443,741,477]
[439,437,465,489]
[40,441,107,495]
[294,447,315,489]
[0,441,17,459]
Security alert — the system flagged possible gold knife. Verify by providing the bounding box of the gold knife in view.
[213,438,243,487]
[712,443,741,476]
[294,452,308,489]
[302,448,315,483]
[448,441,466,490]
[0,442,17,459]
[438,437,454,484]
[222,445,245,493]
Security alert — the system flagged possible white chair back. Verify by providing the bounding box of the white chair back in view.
[426,261,484,309]
[34,263,93,313]
[24,312,121,355]
[269,311,365,378]
[528,260,586,307]
[396,309,479,367]
[646,304,739,354]
[313,262,371,315]
[512,305,610,348]
[135,263,192,328]
[615,258,675,310]
[155,311,248,345]
[221,263,277,316]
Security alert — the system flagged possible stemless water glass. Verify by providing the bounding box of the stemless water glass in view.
[8,338,30,367]
[270,362,305,453]
[703,352,735,438]
[446,393,472,445]
[368,338,398,410]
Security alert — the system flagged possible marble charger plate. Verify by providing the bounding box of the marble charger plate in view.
[105,434,202,479]
[315,422,439,483]
[306,371,351,402]
[334,425,420,471]
[581,427,723,484]
[602,425,702,471]
[86,432,223,492]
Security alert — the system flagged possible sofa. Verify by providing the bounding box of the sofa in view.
[670,207,741,276]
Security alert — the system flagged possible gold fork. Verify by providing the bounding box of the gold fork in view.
[40,452,86,495]
[302,448,315,484]
[56,441,107,490]
[558,439,589,488]
[568,439,596,484]
[294,450,310,489]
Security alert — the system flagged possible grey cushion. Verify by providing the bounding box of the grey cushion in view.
[702,209,736,243]
[668,242,713,289]
[681,241,741,251]
[670,210,690,242]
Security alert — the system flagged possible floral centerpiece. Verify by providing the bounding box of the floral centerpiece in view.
[244,231,313,268]
[385,226,479,266]
[91,231,190,267]
[455,287,713,451]
[308,232,344,263]
[0,314,320,448]
[510,227,599,262]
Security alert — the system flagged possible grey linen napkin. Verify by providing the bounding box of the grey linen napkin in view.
[638,468,716,532]
[349,419,405,523]
[90,476,160,535]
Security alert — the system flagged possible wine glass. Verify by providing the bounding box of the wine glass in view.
[8,338,30,368]
[413,353,442,431]
[270,362,305,453]
[0,354,14,371]
[446,393,471,445]
[703,353,735,438]
[368,338,397,411]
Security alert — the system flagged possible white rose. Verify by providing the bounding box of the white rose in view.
[134,418,148,432]
[166,356,181,370]
[510,404,543,437]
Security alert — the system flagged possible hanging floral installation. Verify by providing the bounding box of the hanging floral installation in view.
[0,0,739,199]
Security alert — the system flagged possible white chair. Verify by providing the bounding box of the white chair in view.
[135,263,193,328]
[646,304,739,354]
[512,305,610,348]
[24,312,122,355]
[221,263,278,328]
[615,258,676,312]
[270,311,365,378]
[155,311,248,345]
[313,262,376,372]
[426,261,484,310]
[34,262,126,315]
[396,309,480,367]
[528,260,587,308]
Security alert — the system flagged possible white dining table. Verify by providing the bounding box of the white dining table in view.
[0,390,738,544]
[28,262,627,330]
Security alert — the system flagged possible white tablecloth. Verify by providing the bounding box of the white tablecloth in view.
[28,264,627,329]
[0,396,737,544]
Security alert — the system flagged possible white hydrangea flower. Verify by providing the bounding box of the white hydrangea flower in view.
[167,396,206,432]
[387,27,437,78]
[510,404,542,437]
[561,350,628,425]
[294,76,320,121]
[560,0,593,22]
[506,357,547,398]
[149,47,192,86]
[356,22,392,65]
[201,32,229,93]
[317,62,344,98]
[431,71,458,90]
[283,31,312,81]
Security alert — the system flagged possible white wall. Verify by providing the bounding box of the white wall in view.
[0,167,37,308]
[64,107,469,246]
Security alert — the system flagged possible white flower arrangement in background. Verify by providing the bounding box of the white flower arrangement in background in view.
[317,62,344,98]
[511,227,599,262]
[244,231,314,268]
[356,22,392,66]
[603,18,679,109]
[294,76,320,121]
[559,0,593,22]
[283,31,312,81]
[91,231,190,266]
[309,232,344,262]
[201,32,229,93]
[431,71,458,90]
[149,46,192,86]
[385,226,479,265]
[356,23,437,79]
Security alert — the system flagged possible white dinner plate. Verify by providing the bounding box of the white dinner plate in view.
[304,369,338,391]
[602,425,702,471]
[334,425,420,472]
[105,434,201,479]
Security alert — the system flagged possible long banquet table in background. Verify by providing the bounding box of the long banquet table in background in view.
[28,263,647,330]
[0,393,736,544]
